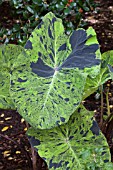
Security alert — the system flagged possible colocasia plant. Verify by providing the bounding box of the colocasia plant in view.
[0,12,113,169]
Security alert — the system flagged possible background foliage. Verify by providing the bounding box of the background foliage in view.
[0,0,95,45]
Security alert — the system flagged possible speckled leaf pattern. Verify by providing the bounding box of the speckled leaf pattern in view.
[0,44,24,109]
[102,50,113,67]
[83,50,113,99]
[102,50,113,79]
[83,65,111,100]
[11,12,101,129]
[27,105,111,170]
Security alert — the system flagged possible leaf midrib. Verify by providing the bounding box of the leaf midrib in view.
[67,140,82,168]
[42,70,58,111]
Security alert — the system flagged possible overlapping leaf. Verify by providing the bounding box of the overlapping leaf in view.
[83,50,113,99]
[27,105,111,170]
[102,50,113,67]
[101,50,113,79]
[0,44,23,109]
[10,12,101,129]
[83,64,111,100]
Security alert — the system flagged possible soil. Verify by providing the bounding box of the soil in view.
[0,0,113,169]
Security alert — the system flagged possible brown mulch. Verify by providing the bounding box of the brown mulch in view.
[0,109,47,170]
[84,0,113,53]
[0,0,113,169]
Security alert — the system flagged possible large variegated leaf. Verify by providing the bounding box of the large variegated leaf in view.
[10,12,101,129]
[27,105,111,170]
[0,44,23,109]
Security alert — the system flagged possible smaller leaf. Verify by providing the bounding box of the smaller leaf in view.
[102,50,113,67]
[0,44,24,109]
[64,8,71,15]
[16,151,21,154]
[5,117,12,120]
[83,6,89,11]
[8,157,13,160]
[32,0,39,4]
[3,150,10,157]
[26,6,34,14]
[102,50,113,79]
[0,113,4,117]
[1,126,9,132]
[24,127,28,131]
[83,66,111,100]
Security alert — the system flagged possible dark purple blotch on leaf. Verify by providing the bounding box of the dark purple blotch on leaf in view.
[30,58,54,77]
[28,136,40,152]
[104,159,109,163]
[61,29,100,69]
[49,159,63,169]
[90,120,100,135]
[18,78,27,82]
[58,43,66,51]
[60,117,65,122]
[25,40,33,50]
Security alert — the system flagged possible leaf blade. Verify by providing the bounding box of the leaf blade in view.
[27,105,111,169]
[0,44,24,109]
[11,12,101,129]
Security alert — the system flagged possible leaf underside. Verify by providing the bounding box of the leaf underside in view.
[0,44,23,110]
[11,12,101,129]
[27,105,111,170]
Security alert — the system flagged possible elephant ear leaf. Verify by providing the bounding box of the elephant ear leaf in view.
[11,12,100,129]
[0,44,23,109]
[102,50,113,79]
[27,105,111,170]
[83,64,111,100]
[83,49,113,100]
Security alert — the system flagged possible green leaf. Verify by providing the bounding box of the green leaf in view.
[0,44,24,109]
[32,0,40,5]
[101,50,113,80]
[102,50,113,69]
[104,162,113,170]
[27,105,111,170]
[26,6,35,14]
[83,6,89,11]
[83,66,111,100]
[64,8,71,15]
[83,48,113,99]
[10,12,100,129]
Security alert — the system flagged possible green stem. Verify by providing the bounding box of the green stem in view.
[106,87,110,115]
[31,147,38,170]
[100,85,103,127]
[25,121,38,170]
